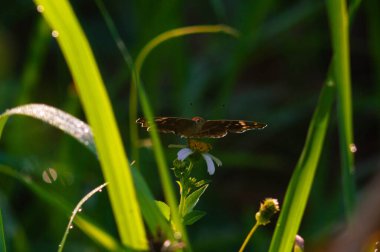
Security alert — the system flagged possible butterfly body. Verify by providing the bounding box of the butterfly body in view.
[136,116,267,138]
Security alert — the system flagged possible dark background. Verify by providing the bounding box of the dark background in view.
[0,0,379,251]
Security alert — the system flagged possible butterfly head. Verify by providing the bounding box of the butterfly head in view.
[191,116,205,124]
[191,116,206,130]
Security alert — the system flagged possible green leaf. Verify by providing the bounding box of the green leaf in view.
[194,179,210,188]
[0,165,121,251]
[33,0,147,249]
[0,104,96,154]
[268,82,335,252]
[326,0,356,219]
[0,208,6,252]
[156,201,171,221]
[183,185,208,216]
[183,210,207,226]
[0,104,172,239]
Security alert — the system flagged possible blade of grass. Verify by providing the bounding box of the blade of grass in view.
[326,0,356,219]
[0,208,6,252]
[268,78,335,252]
[130,24,239,164]
[0,165,122,251]
[0,104,172,239]
[32,0,147,249]
[269,2,361,250]
[58,183,108,252]
[17,17,50,105]
[131,25,239,250]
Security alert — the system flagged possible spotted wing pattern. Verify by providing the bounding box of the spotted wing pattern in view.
[136,117,267,138]
[136,117,196,137]
[193,120,267,138]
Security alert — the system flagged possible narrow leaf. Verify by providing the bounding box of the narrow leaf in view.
[32,0,147,249]
[0,104,172,239]
[0,208,6,252]
[183,210,207,226]
[183,185,208,216]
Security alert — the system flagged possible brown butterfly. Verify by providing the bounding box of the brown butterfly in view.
[136,116,267,138]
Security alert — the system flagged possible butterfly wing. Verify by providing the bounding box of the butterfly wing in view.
[193,120,267,138]
[136,117,196,137]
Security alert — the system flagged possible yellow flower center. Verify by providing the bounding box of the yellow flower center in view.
[188,139,212,153]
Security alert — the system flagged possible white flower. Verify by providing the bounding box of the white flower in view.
[177,148,222,175]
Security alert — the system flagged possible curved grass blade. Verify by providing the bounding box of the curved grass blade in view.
[0,104,96,154]
[130,25,239,163]
[127,26,239,249]
[32,0,147,249]
[0,104,172,239]
[268,79,335,252]
[269,1,362,250]
[0,165,121,251]
[0,208,6,252]
[58,183,108,252]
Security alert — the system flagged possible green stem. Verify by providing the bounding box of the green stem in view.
[178,162,193,218]
[178,183,186,218]
[239,222,260,252]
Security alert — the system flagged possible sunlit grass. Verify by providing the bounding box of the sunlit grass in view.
[32,0,147,249]
[0,0,374,250]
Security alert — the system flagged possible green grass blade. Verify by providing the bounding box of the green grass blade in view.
[326,0,356,218]
[269,2,362,250]
[32,1,147,249]
[0,208,6,252]
[17,17,50,105]
[0,165,122,251]
[136,83,188,244]
[0,104,96,154]
[0,104,172,239]
[130,24,239,163]
[58,183,108,252]
[134,25,239,75]
[268,79,335,252]
[130,25,239,249]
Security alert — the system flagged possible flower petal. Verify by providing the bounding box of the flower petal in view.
[202,153,216,175]
[207,153,222,167]
[177,148,194,161]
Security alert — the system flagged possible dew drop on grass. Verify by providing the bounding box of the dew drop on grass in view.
[69,225,73,229]
[42,168,58,183]
[349,143,357,153]
[326,80,334,86]
[52,30,59,38]
[36,5,44,13]
[78,208,82,212]
[98,189,102,192]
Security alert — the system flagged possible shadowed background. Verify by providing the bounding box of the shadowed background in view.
[0,0,379,251]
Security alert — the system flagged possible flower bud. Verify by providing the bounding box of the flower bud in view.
[255,198,280,226]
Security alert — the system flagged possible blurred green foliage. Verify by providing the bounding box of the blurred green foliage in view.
[0,0,379,251]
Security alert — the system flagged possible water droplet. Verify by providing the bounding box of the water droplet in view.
[36,5,44,13]
[349,143,357,153]
[98,189,102,192]
[42,168,58,183]
[174,231,182,240]
[78,208,82,212]
[69,225,73,229]
[52,30,59,38]
[326,80,334,86]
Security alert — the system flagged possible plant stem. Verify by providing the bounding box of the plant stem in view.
[239,222,260,252]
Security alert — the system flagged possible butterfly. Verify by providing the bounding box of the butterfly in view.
[136,116,267,138]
